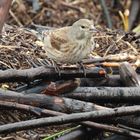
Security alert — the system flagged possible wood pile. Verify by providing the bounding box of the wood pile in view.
[0,24,140,139]
[0,0,140,139]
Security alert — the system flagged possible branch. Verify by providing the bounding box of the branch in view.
[119,62,140,86]
[0,89,106,113]
[0,66,106,83]
[0,100,140,138]
[0,100,63,116]
[64,87,140,103]
[0,105,140,137]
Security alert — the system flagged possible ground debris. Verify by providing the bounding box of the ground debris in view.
[0,0,140,139]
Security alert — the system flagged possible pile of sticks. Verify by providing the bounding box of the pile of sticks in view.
[0,61,140,139]
[0,0,140,139]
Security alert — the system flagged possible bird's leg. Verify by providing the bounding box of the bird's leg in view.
[49,59,61,77]
[77,61,87,77]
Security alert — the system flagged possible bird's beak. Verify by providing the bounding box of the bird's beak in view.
[89,25,99,33]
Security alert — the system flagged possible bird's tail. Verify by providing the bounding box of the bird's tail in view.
[23,28,46,41]
[22,23,56,41]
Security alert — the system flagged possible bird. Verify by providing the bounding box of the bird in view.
[41,19,98,64]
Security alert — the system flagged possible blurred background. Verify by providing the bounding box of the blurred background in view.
[6,0,140,32]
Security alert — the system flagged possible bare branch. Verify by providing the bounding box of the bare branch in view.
[0,66,106,83]
[0,105,140,137]
[0,0,12,33]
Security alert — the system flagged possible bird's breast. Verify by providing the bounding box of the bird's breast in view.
[44,37,93,64]
[68,39,92,63]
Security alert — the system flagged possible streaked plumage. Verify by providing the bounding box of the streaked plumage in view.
[42,19,97,63]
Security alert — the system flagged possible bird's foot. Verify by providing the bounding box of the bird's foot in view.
[49,59,61,77]
[77,62,87,77]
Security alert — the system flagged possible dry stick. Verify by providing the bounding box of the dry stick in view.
[0,100,139,138]
[0,89,107,113]
[81,75,123,87]
[60,1,83,13]
[0,105,140,138]
[0,0,12,32]
[117,61,140,131]
[15,75,123,95]
[17,75,123,94]
[1,89,140,135]
[64,87,140,103]
[0,66,106,83]
[118,124,140,133]
[9,10,23,26]
[83,54,138,64]
[0,100,63,116]
[119,62,140,86]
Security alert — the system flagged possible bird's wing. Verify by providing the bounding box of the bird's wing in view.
[44,27,70,51]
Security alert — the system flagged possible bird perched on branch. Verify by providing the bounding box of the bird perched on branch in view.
[42,19,97,64]
[24,19,98,76]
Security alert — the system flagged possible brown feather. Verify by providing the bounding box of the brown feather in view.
[50,27,69,50]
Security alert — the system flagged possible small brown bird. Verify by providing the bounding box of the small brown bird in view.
[42,19,97,64]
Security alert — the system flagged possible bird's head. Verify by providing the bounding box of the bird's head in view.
[70,19,97,40]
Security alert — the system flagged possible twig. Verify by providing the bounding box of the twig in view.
[9,10,23,26]
[121,40,138,54]
[118,124,140,133]
[60,1,83,13]
[0,100,63,116]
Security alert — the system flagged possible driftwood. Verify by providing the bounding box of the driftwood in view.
[17,75,124,96]
[0,105,140,137]
[17,75,123,95]
[119,62,140,86]
[0,88,140,127]
[80,75,123,87]
[16,75,139,96]
[1,89,140,127]
[0,89,106,113]
[0,66,106,83]
[81,74,140,87]
[64,87,140,103]
[1,101,138,138]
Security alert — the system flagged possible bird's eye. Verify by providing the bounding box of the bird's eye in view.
[81,25,85,29]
